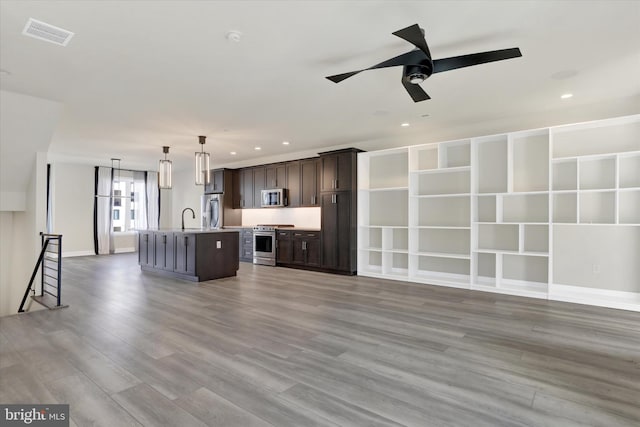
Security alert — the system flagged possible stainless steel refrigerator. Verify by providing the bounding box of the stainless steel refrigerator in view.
[201,194,223,229]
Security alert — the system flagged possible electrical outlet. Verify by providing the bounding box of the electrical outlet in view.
[216,241,221,249]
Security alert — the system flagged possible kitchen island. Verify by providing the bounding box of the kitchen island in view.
[138,229,239,282]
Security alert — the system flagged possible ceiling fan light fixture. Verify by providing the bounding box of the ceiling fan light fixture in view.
[408,73,427,84]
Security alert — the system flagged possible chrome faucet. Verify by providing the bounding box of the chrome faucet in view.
[181,208,195,231]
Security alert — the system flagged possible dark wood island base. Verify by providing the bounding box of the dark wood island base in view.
[138,229,239,282]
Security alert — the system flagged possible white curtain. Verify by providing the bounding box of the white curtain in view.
[133,171,147,230]
[96,167,112,255]
[146,171,159,229]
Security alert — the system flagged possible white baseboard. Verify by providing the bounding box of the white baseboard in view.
[113,247,135,254]
[62,250,95,258]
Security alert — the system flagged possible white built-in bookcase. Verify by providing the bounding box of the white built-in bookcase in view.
[358,114,640,311]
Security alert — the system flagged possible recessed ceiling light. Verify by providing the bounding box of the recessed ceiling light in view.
[230,151,237,155]
[282,141,290,145]
[561,93,573,99]
[226,30,242,42]
[254,147,261,151]
[401,123,410,127]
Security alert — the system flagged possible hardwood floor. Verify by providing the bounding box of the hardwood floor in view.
[1,253,639,426]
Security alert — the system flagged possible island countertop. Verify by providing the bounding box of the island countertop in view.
[143,228,239,234]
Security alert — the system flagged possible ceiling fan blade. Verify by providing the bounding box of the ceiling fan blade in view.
[326,50,426,83]
[326,71,362,83]
[402,73,430,102]
[432,47,522,73]
[392,24,432,58]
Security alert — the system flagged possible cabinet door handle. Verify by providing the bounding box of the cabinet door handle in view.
[302,241,307,250]
[332,194,337,204]
[163,235,166,244]
[184,236,188,246]
[335,179,338,189]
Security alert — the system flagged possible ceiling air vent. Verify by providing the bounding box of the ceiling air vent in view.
[22,18,74,46]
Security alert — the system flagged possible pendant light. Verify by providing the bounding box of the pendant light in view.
[194,135,210,185]
[159,146,172,189]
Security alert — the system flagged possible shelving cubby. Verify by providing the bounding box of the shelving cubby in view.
[438,140,471,168]
[511,130,550,193]
[410,168,470,196]
[579,155,616,191]
[501,193,549,223]
[411,255,470,289]
[358,147,408,190]
[618,152,640,189]
[552,159,578,191]
[474,135,508,194]
[618,190,640,225]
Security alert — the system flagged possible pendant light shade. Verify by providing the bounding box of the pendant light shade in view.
[195,135,210,185]
[159,146,172,189]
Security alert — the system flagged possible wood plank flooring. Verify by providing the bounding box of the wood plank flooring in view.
[1,253,639,426]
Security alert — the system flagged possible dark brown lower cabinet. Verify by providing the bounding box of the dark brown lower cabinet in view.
[239,228,254,262]
[293,231,320,267]
[140,231,239,281]
[276,230,292,264]
[138,231,154,267]
[276,230,319,268]
[174,233,196,275]
[321,191,356,274]
[153,232,175,271]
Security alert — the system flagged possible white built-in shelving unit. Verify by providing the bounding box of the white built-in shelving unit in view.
[358,114,640,311]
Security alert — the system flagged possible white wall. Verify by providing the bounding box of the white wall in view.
[51,162,95,257]
[159,188,172,228]
[0,153,48,317]
[0,90,62,211]
[171,168,203,229]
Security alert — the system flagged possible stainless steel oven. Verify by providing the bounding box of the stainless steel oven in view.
[253,225,276,266]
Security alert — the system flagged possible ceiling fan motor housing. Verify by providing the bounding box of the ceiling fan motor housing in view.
[406,63,432,84]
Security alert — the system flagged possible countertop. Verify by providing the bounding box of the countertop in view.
[143,228,240,234]
[222,226,321,232]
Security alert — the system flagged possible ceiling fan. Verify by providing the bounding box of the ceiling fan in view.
[326,24,522,102]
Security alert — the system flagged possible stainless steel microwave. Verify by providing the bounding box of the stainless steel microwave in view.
[261,188,286,207]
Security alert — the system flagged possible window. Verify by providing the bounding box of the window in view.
[111,172,146,232]
[113,190,122,207]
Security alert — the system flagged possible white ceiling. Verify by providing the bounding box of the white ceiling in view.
[1,0,639,172]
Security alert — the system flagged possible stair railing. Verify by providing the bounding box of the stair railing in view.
[18,233,64,313]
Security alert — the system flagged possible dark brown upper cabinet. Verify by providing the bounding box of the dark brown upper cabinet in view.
[265,163,287,189]
[320,149,360,192]
[239,168,254,208]
[286,161,301,207]
[253,166,266,207]
[300,158,319,206]
[205,169,226,194]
